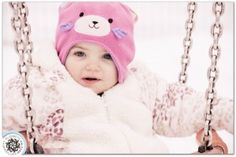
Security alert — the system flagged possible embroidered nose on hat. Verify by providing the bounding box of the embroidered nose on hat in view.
[55,2,137,83]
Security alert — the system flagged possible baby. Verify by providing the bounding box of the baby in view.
[3,2,233,154]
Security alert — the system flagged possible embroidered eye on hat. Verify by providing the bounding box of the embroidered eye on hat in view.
[55,2,137,83]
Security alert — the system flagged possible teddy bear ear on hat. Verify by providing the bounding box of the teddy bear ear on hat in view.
[130,9,138,23]
[59,2,73,10]
[120,3,138,23]
[128,7,138,23]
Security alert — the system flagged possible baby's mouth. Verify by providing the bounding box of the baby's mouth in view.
[83,77,100,80]
[82,77,101,84]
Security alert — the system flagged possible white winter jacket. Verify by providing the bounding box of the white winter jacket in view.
[3,58,233,154]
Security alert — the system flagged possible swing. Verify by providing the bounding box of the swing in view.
[8,2,227,154]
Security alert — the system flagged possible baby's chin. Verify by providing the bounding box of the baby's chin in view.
[78,79,117,95]
[91,86,112,95]
[93,88,106,95]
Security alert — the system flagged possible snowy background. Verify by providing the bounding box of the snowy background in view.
[2,2,234,154]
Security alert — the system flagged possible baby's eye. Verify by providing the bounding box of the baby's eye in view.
[74,51,86,57]
[103,53,112,60]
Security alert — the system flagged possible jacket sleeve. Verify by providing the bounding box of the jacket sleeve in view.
[152,78,233,137]
[3,75,28,132]
[130,62,233,137]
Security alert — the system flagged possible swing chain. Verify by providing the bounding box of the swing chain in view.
[11,2,33,65]
[179,2,197,84]
[198,2,225,153]
[10,2,40,154]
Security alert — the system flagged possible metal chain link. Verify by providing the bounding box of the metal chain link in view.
[198,2,224,153]
[179,2,197,84]
[10,2,36,154]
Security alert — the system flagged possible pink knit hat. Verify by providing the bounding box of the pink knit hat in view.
[55,2,136,83]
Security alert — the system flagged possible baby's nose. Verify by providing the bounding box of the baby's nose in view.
[85,63,100,71]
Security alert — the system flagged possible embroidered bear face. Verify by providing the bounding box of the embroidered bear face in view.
[59,4,127,39]
[74,12,113,36]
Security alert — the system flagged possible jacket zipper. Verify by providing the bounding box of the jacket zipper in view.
[100,94,132,152]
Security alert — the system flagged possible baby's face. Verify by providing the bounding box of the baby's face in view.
[65,42,118,94]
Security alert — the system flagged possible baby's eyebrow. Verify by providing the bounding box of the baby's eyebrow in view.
[73,45,88,50]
